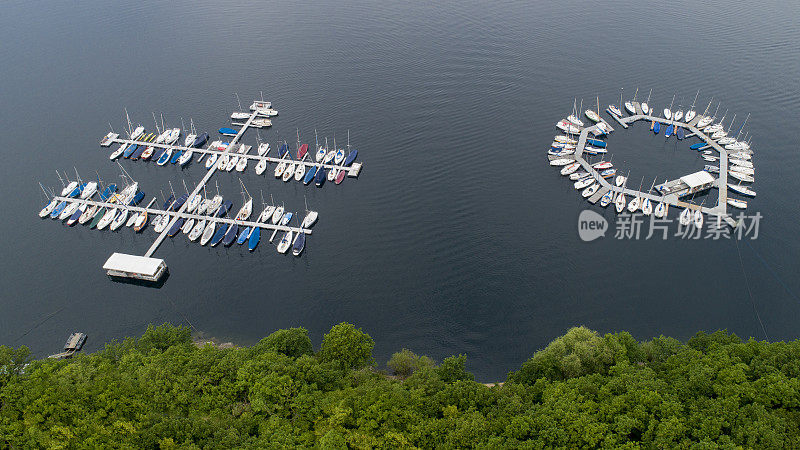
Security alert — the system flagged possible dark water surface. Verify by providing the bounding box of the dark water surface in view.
[1,0,799,380]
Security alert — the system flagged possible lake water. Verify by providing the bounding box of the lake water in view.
[1,0,799,380]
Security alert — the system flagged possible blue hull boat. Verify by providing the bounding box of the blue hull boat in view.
[586,139,606,148]
[99,184,117,201]
[170,150,183,164]
[237,227,252,244]
[130,145,146,160]
[248,227,260,251]
[344,149,358,166]
[50,201,67,218]
[689,143,705,150]
[303,166,317,184]
[123,144,137,158]
[168,218,184,237]
[152,147,166,161]
[128,191,145,206]
[653,122,660,134]
[157,149,171,165]
[216,200,233,218]
[292,232,305,256]
[193,132,209,148]
[223,223,238,246]
[315,167,326,187]
[171,194,189,211]
[218,127,237,136]
[665,125,673,138]
[162,194,175,210]
[210,223,228,247]
[676,127,685,140]
[278,143,289,157]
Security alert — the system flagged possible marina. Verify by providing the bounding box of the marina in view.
[552,96,757,228]
[38,98,356,281]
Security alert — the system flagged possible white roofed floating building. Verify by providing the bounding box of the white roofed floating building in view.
[680,171,716,195]
[103,253,167,282]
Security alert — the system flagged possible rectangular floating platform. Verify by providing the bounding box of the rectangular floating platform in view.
[103,253,167,282]
[588,185,610,204]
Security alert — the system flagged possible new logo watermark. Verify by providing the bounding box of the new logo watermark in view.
[578,210,608,241]
[578,210,762,241]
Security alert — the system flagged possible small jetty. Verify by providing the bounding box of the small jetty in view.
[48,332,87,359]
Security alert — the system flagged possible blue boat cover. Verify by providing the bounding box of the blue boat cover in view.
[304,166,317,184]
[676,127,685,140]
[248,227,261,251]
[586,139,607,148]
[100,184,117,201]
[315,167,326,186]
[293,232,305,254]
[170,150,183,164]
[344,149,358,166]
[237,227,251,244]
[211,223,228,246]
[218,127,237,135]
[690,143,705,150]
[223,223,238,246]
[193,132,209,148]
[653,122,661,134]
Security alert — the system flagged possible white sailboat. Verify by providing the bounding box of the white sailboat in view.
[255,158,268,175]
[189,219,206,241]
[200,221,215,245]
[679,208,691,226]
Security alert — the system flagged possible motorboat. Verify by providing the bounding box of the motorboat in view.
[236,156,247,172]
[727,198,748,209]
[283,162,295,181]
[615,193,626,213]
[205,153,218,169]
[277,231,293,254]
[248,227,261,251]
[727,183,756,197]
[258,205,275,223]
[560,162,581,175]
[627,196,640,212]
[592,161,613,170]
[570,171,590,181]
[182,218,195,235]
[549,158,574,167]
[315,167,327,187]
[200,221,215,245]
[251,118,272,127]
[574,178,594,190]
[271,205,284,224]
[237,227,252,245]
[236,198,253,221]
[315,145,327,162]
[693,209,704,228]
[303,166,317,185]
[599,190,613,207]
[255,158,268,175]
[130,126,145,140]
[210,223,228,247]
[301,210,318,228]
[292,232,305,256]
[39,198,59,218]
[654,202,666,218]
[730,166,754,176]
[188,219,206,241]
[567,114,584,127]
[274,160,287,177]
[581,183,599,198]
[231,112,250,120]
[624,102,635,115]
[730,159,753,168]
[641,198,652,215]
[679,208,691,226]
[222,223,238,246]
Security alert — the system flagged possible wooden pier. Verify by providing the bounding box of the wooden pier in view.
[562,109,740,227]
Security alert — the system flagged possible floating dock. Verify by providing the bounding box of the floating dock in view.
[103,253,168,282]
[48,332,87,359]
[557,107,746,228]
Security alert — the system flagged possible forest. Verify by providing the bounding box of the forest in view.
[2,323,799,448]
